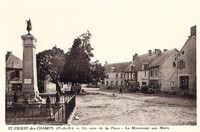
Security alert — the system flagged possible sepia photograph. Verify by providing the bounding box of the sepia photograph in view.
[1,0,199,131]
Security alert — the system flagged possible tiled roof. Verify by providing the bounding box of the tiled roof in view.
[6,53,22,69]
[147,49,178,68]
[125,53,158,72]
[104,61,132,73]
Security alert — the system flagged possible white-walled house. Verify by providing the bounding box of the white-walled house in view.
[104,62,131,88]
[137,50,158,87]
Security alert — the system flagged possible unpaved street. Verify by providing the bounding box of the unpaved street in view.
[72,90,196,125]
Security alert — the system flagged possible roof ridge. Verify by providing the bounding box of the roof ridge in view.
[105,61,132,65]
[6,53,23,69]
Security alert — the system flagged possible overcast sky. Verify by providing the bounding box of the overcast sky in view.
[2,0,199,64]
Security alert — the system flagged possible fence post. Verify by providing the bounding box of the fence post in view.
[56,91,60,103]
[14,91,18,103]
[46,94,51,108]
[65,101,68,123]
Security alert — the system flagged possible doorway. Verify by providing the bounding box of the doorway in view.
[180,76,189,89]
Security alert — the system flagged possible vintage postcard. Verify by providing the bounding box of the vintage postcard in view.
[1,0,199,131]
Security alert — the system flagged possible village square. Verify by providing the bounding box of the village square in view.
[5,18,196,126]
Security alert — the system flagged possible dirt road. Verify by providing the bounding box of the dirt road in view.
[72,90,196,125]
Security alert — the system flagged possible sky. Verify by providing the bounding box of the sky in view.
[1,0,199,64]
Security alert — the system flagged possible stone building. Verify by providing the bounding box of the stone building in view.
[124,51,157,89]
[137,50,158,87]
[5,51,23,92]
[176,25,196,95]
[147,48,179,92]
[104,62,131,88]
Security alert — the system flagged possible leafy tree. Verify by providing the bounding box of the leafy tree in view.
[91,60,106,87]
[37,46,65,93]
[61,31,94,86]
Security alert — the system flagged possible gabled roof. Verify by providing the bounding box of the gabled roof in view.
[147,48,178,68]
[179,36,196,53]
[6,53,23,69]
[104,61,132,73]
[125,52,158,72]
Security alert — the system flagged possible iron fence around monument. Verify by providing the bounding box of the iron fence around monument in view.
[5,92,76,125]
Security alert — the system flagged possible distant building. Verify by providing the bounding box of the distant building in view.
[5,51,23,92]
[147,48,179,92]
[124,53,139,89]
[176,25,196,95]
[104,62,132,88]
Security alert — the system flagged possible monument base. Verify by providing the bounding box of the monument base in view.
[14,92,44,106]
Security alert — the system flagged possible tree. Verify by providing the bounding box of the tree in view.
[61,31,94,86]
[91,60,106,87]
[37,46,65,93]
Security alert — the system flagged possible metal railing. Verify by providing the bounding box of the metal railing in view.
[5,92,76,125]
[65,94,76,123]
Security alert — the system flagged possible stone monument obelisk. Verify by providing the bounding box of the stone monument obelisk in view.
[20,19,42,103]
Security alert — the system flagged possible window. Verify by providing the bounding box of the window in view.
[106,81,108,85]
[129,73,132,80]
[131,66,134,71]
[144,71,146,77]
[142,64,146,70]
[173,62,176,67]
[116,73,118,79]
[178,60,185,69]
[111,81,114,87]
[111,67,115,72]
[116,81,118,86]
[142,64,144,70]
[142,82,147,85]
[10,70,20,80]
[132,73,135,80]
[106,74,109,78]
[121,81,123,86]
[150,69,153,77]
[182,60,185,69]
[155,69,158,77]
[121,74,123,79]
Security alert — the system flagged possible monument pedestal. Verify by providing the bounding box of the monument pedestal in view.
[15,34,43,104]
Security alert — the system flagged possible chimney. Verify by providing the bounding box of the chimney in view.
[190,25,196,37]
[148,50,152,56]
[155,49,161,56]
[6,51,12,61]
[132,55,135,61]
[163,49,168,52]
[132,53,138,61]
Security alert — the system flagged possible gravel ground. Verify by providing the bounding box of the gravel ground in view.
[72,88,196,125]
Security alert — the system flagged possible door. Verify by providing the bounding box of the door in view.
[180,76,189,89]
